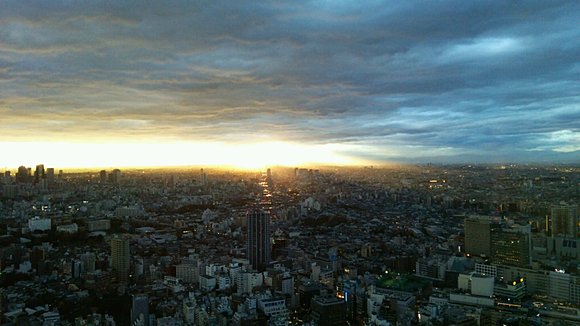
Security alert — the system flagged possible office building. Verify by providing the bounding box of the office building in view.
[551,205,578,237]
[247,208,271,271]
[491,228,531,268]
[311,295,346,326]
[464,217,496,257]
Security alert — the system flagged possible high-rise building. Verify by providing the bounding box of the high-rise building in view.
[110,169,122,185]
[111,235,130,283]
[464,217,497,257]
[551,205,578,238]
[81,252,96,274]
[99,170,107,183]
[200,168,208,186]
[491,227,531,268]
[34,164,45,183]
[247,208,271,271]
[265,168,273,188]
[46,168,55,184]
[16,165,29,183]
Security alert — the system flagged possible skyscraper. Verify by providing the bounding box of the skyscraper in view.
[46,168,55,183]
[111,235,130,283]
[551,205,578,238]
[34,164,45,183]
[464,217,497,257]
[200,168,208,186]
[16,165,29,183]
[247,208,271,271]
[110,169,122,185]
[99,170,107,183]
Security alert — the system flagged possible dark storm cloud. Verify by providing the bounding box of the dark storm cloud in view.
[0,0,578,162]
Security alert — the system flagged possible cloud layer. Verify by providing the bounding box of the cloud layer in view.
[1,1,579,163]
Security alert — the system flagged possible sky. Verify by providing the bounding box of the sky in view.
[0,1,579,168]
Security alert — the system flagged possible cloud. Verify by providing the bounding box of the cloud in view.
[0,0,578,163]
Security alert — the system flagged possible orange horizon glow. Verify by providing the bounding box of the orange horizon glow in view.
[0,141,366,170]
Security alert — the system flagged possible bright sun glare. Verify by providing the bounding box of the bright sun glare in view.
[1,141,357,169]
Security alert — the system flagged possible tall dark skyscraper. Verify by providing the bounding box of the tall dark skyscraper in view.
[111,234,130,283]
[34,164,45,183]
[247,208,271,272]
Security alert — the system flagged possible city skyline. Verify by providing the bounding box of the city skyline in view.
[1,1,579,167]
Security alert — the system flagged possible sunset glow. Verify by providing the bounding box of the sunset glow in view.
[0,141,358,169]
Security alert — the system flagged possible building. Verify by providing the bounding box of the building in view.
[415,256,447,281]
[257,297,288,326]
[81,253,96,274]
[34,164,45,183]
[200,168,208,186]
[464,217,496,257]
[247,208,271,271]
[199,275,216,292]
[46,168,55,184]
[474,263,497,278]
[131,294,149,326]
[458,272,494,297]
[99,170,107,183]
[56,223,78,234]
[496,265,580,305]
[547,236,579,259]
[16,165,30,183]
[551,205,578,237]
[176,264,198,284]
[494,278,526,302]
[111,235,130,283]
[110,169,122,184]
[183,294,196,325]
[491,227,531,268]
[88,219,111,232]
[237,272,264,295]
[311,295,346,326]
[28,217,52,232]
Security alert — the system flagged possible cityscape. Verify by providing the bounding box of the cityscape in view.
[1,1,580,326]
[0,163,578,325]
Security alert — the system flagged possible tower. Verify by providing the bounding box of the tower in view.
[200,168,208,186]
[247,208,271,271]
[111,235,130,283]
